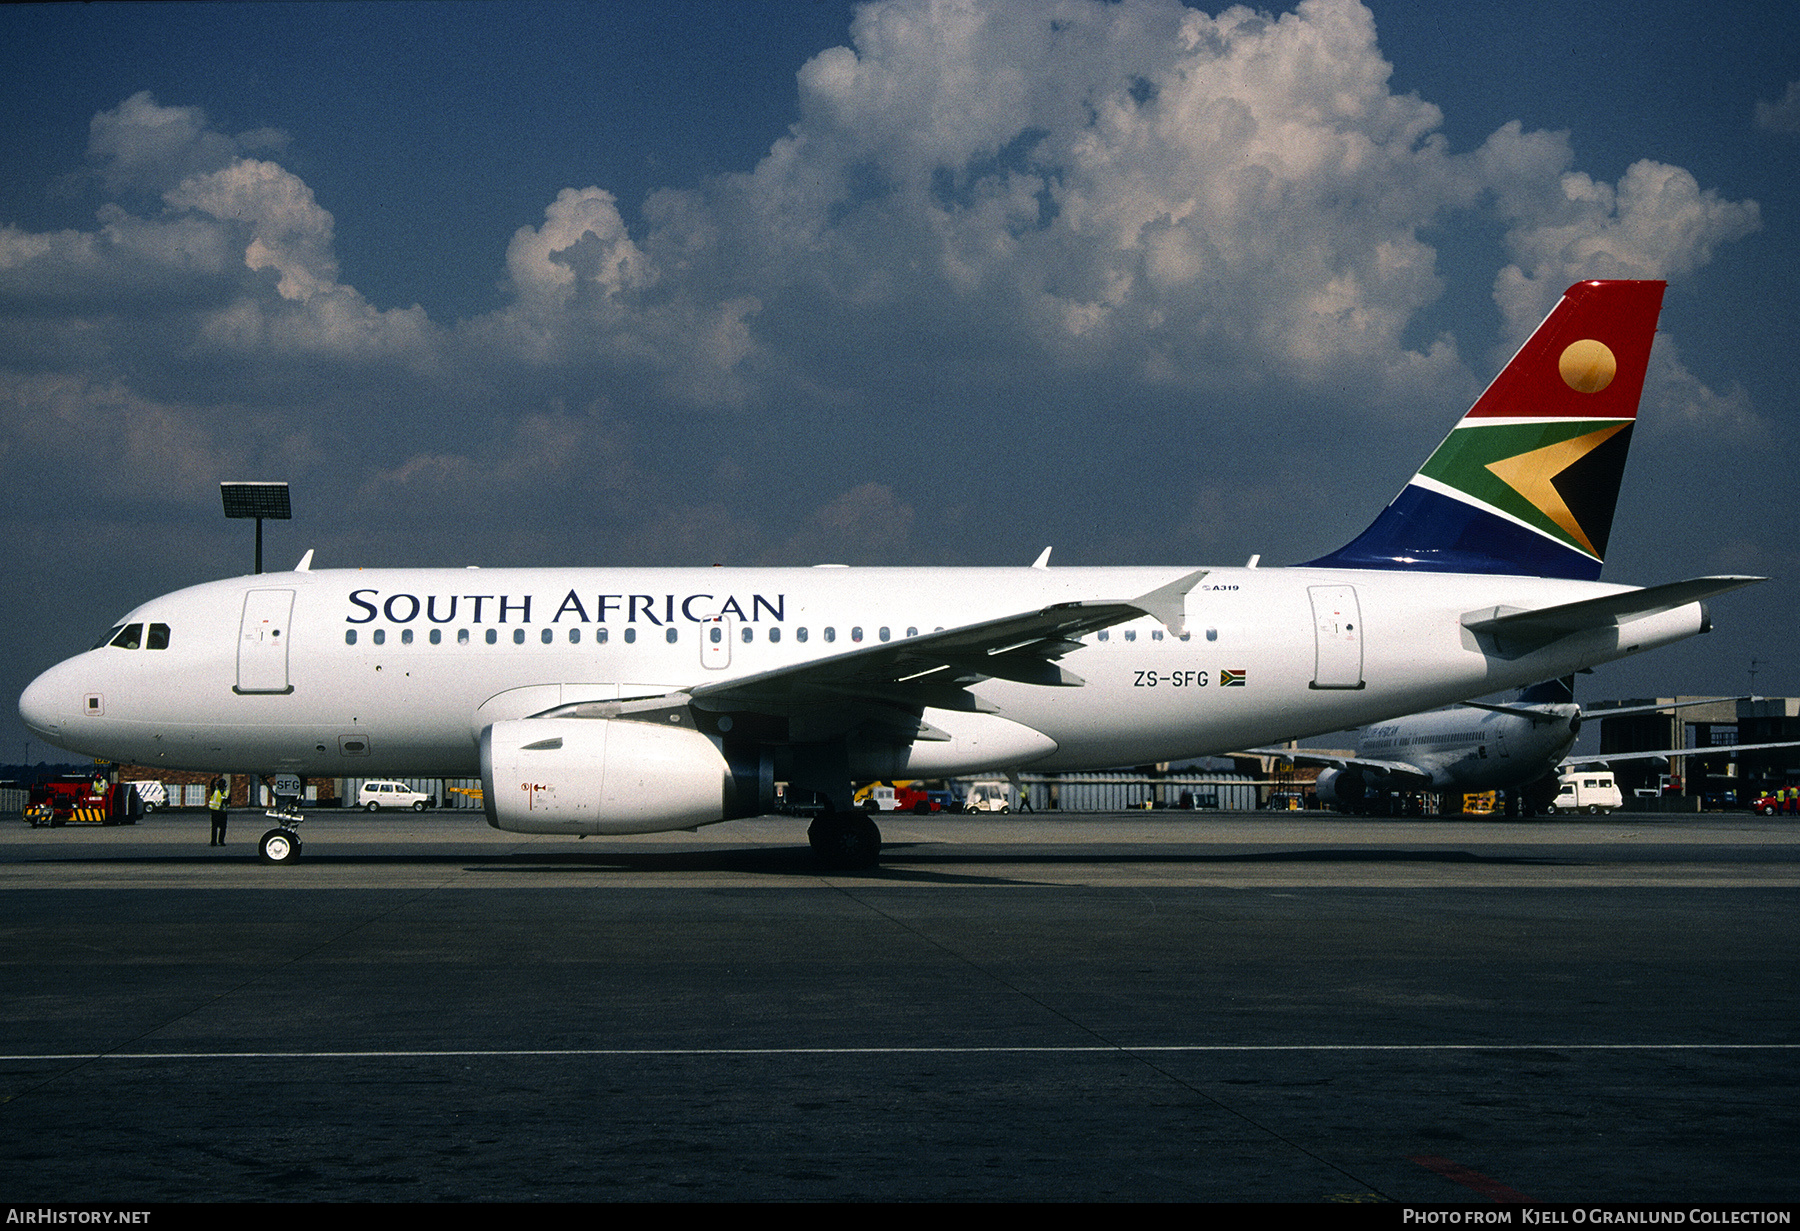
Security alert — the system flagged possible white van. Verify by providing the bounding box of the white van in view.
[128,780,168,812]
[356,780,436,812]
[1547,771,1623,815]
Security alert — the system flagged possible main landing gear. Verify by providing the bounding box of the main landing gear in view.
[807,810,882,871]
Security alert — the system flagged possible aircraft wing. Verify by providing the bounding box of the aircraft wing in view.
[1580,696,1745,720]
[1234,748,1434,788]
[539,570,1207,722]
[691,569,1205,714]
[1562,739,1800,768]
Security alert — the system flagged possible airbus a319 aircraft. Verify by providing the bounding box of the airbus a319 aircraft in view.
[18,281,1760,866]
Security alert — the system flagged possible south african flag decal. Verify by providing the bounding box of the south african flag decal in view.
[1220,669,1246,687]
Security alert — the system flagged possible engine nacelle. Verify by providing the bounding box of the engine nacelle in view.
[1313,766,1369,810]
[481,717,760,835]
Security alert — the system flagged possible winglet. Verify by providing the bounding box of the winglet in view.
[1130,569,1207,637]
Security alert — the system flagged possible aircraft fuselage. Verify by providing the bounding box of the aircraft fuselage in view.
[20,563,1703,798]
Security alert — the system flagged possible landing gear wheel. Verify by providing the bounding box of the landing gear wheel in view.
[259,827,302,864]
[808,811,882,870]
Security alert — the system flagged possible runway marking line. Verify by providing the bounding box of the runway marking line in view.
[1410,1154,1533,1203]
[3,1043,1795,1061]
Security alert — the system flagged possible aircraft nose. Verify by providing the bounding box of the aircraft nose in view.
[19,662,74,740]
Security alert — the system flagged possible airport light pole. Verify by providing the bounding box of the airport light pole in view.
[220,482,292,575]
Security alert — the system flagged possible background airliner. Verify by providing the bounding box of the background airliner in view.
[17,281,1760,866]
[1270,681,1800,815]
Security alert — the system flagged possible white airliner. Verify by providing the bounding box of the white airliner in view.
[17,281,1761,866]
[1272,684,1799,815]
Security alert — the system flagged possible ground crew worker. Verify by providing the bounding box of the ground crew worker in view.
[208,778,228,846]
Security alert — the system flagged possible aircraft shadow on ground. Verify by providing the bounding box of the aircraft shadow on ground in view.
[9,844,1577,886]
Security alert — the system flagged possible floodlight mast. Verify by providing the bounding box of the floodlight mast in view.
[220,482,292,575]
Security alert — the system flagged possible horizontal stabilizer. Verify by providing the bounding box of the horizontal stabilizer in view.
[1461,701,1574,726]
[1463,576,1762,645]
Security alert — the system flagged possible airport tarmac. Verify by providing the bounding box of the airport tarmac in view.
[3,809,1797,1203]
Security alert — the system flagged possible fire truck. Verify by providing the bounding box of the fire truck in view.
[24,773,137,827]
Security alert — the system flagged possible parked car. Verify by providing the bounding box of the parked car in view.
[356,780,436,812]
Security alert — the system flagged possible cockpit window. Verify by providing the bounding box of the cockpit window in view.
[93,625,125,650]
[108,624,143,650]
[147,624,170,650]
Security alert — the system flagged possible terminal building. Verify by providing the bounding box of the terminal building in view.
[1592,696,1800,804]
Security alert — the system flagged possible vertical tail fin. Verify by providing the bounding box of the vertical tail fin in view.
[1306,280,1665,579]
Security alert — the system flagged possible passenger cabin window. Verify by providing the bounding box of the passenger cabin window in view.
[430,629,442,645]
[373,629,386,645]
[109,624,143,650]
[401,628,413,644]
[768,627,781,643]
[345,629,357,645]
[624,628,637,644]
[458,629,470,645]
[665,628,678,644]
[824,627,836,643]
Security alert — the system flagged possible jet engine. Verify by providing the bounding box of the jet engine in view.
[1312,766,1370,811]
[481,717,768,835]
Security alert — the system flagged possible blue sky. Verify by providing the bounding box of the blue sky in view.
[4,0,1797,761]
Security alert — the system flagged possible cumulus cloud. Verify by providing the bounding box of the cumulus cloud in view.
[1477,128,1761,343]
[1755,80,1800,134]
[0,0,1768,578]
[89,91,285,196]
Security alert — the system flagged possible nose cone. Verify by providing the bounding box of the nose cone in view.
[19,660,75,742]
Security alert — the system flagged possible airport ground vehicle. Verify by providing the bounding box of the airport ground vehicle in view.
[1546,771,1623,814]
[128,779,168,811]
[855,780,955,813]
[356,780,436,811]
[1752,791,1795,816]
[964,781,1011,814]
[25,776,135,826]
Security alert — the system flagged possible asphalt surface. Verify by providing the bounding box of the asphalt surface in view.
[2,808,1796,1203]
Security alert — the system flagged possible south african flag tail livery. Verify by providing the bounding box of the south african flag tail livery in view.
[1308,280,1664,580]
